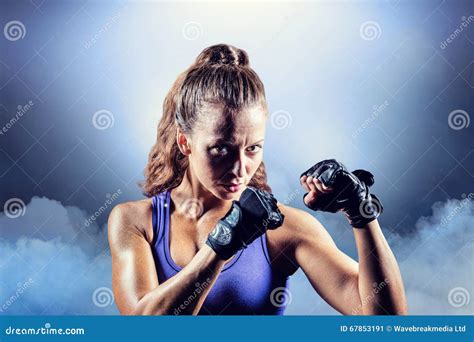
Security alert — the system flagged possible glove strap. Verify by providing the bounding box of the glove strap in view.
[206,203,243,260]
[344,193,383,228]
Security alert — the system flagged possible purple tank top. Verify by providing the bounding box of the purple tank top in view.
[151,190,290,315]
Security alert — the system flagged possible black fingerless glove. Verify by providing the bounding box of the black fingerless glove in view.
[300,159,383,228]
[206,187,285,260]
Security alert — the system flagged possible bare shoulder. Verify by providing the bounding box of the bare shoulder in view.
[269,203,332,244]
[107,198,154,246]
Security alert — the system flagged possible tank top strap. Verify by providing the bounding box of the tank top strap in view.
[260,232,272,266]
[151,190,169,247]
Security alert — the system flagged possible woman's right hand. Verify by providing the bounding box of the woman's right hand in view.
[206,187,285,260]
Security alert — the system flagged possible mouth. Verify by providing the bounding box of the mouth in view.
[220,183,243,193]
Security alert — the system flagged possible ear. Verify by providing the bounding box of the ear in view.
[176,128,192,156]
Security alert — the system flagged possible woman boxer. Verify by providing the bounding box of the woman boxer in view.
[108,44,407,315]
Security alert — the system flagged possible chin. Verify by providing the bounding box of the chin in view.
[219,190,239,200]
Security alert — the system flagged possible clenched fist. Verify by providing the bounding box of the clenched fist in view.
[299,159,383,228]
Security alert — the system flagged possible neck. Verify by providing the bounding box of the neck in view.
[172,168,229,219]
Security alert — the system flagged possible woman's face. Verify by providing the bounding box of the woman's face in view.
[185,103,267,200]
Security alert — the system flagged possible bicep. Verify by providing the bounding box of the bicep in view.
[293,213,361,314]
[108,205,159,315]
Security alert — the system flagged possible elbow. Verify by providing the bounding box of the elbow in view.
[118,295,162,316]
[117,301,146,316]
[390,284,408,315]
[393,299,408,315]
[383,306,408,316]
[129,298,165,316]
[129,304,146,316]
[127,303,163,316]
[128,297,184,316]
[358,293,408,316]
[376,298,409,316]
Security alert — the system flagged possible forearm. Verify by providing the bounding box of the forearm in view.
[133,245,225,315]
[353,219,408,315]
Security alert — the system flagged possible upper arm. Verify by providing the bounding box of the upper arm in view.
[107,202,158,315]
[281,206,361,314]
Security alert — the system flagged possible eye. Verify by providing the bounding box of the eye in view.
[210,144,228,156]
[246,144,263,154]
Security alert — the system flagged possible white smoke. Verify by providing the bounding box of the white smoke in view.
[0,196,117,314]
[393,197,473,314]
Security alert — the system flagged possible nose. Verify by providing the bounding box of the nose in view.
[230,150,246,178]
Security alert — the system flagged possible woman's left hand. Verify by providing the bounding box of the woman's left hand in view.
[299,159,383,228]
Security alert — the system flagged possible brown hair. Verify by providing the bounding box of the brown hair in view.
[141,44,272,197]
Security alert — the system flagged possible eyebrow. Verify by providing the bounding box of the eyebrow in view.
[213,138,264,145]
